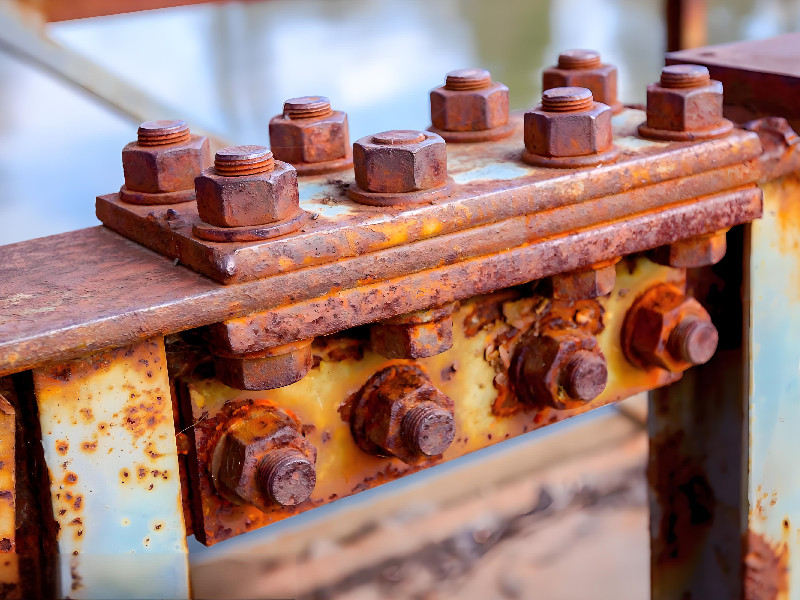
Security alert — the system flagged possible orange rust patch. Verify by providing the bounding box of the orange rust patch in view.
[745,530,789,600]
[63,472,77,485]
[78,408,94,424]
[123,397,167,439]
[55,440,69,456]
[80,441,97,453]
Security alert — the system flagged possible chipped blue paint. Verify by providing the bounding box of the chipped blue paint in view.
[748,175,800,595]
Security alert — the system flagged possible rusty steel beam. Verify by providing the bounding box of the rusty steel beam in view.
[6,118,800,377]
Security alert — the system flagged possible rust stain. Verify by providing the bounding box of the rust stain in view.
[649,429,715,566]
[744,531,789,600]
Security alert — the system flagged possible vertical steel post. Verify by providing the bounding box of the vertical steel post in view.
[744,173,800,597]
[648,226,748,598]
[32,338,189,599]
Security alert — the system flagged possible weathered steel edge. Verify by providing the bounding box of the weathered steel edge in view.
[95,128,762,284]
[0,186,761,378]
[212,188,762,352]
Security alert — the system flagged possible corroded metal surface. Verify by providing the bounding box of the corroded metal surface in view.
[96,111,765,283]
[181,257,686,545]
[32,338,188,599]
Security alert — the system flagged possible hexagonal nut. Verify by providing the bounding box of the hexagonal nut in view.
[195,161,299,227]
[350,364,456,465]
[649,231,727,268]
[645,80,724,132]
[542,64,618,110]
[430,82,509,132]
[122,135,211,193]
[511,331,608,410]
[624,284,719,372]
[524,102,612,157]
[214,340,313,391]
[213,404,315,510]
[353,131,447,193]
[370,308,454,359]
[269,110,349,164]
[550,263,616,300]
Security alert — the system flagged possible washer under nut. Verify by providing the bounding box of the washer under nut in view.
[350,364,456,465]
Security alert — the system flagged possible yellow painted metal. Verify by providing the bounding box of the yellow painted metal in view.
[185,257,685,543]
[0,393,19,599]
[33,338,188,599]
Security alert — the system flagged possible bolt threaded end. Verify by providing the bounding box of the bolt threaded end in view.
[660,64,711,89]
[257,448,316,507]
[445,68,492,91]
[562,350,608,402]
[137,120,190,146]
[371,130,426,145]
[668,318,718,365]
[541,87,594,112]
[401,401,455,457]
[283,96,333,119]
[558,49,602,70]
[214,145,274,176]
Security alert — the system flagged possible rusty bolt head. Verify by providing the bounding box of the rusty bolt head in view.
[350,364,456,465]
[542,50,621,113]
[429,68,509,132]
[511,330,608,410]
[623,283,719,372]
[213,339,313,391]
[649,230,728,268]
[549,261,617,300]
[524,87,613,158]
[195,145,299,227]
[370,305,454,359]
[212,403,316,511]
[268,96,351,166]
[122,120,211,195]
[353,130,447,194]
[644,65,724,133]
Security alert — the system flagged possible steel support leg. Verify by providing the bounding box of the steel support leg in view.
[32,338,189,599]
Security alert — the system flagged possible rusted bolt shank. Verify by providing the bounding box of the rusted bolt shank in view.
[193,145,305,242]
[429,68,513,142]
[350,364,456,465]
[269,96,352,175]
[511,329,608,410]
[638,64,733,141]
[120,120,211,205]
[542,50,622,114]
[211,401,316,510]
[522,87,616,168]
[622,283,719,372]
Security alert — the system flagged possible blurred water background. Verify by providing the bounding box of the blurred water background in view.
[0,0,798,244]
